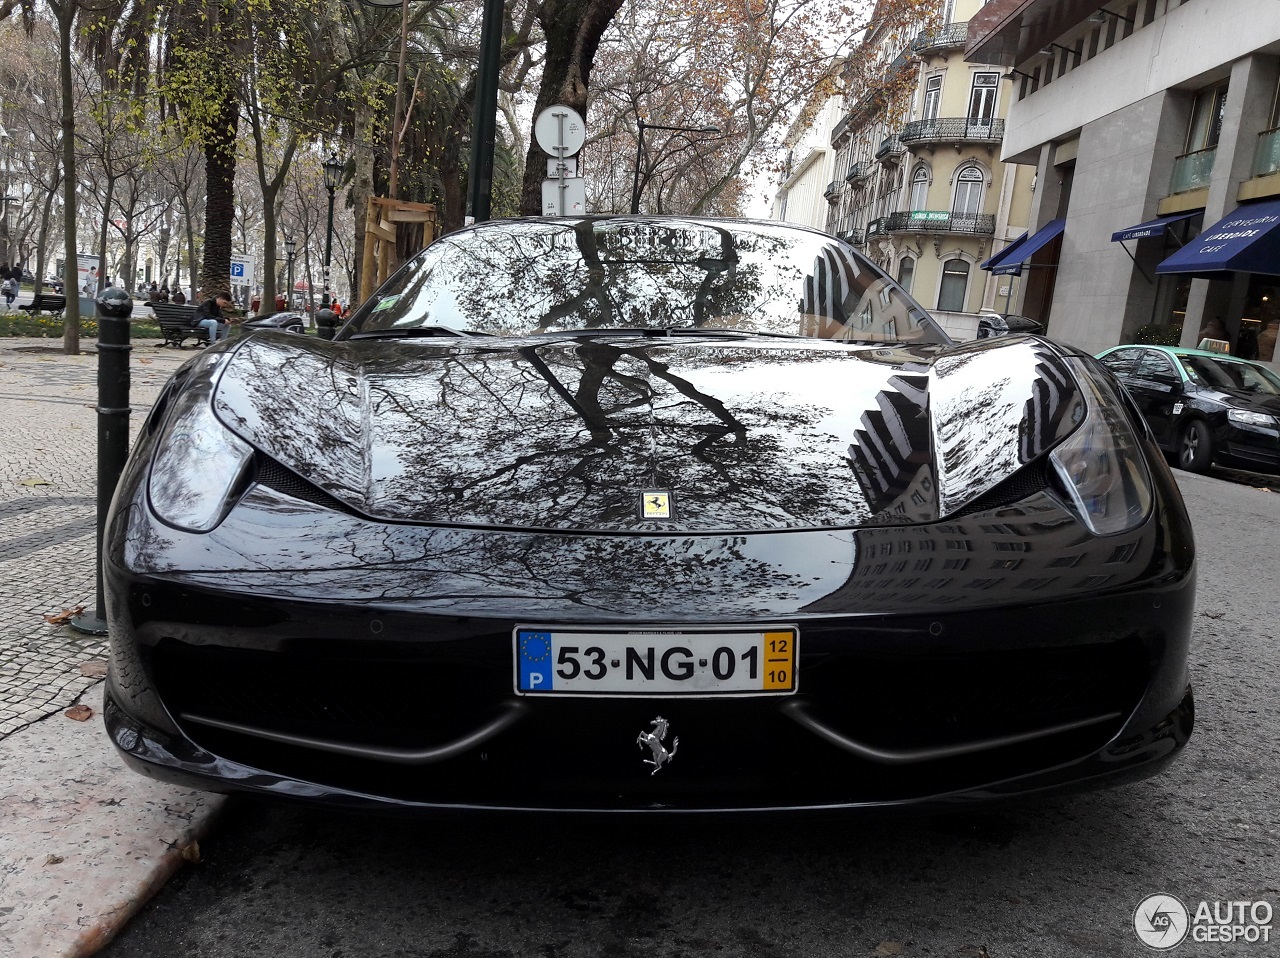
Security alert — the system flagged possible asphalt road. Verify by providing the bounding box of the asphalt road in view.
[101,469,1280,958]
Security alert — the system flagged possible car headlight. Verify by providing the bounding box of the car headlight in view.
[1049,364,1153,536]
[147,386,253,532]
[1227,408,1278,428]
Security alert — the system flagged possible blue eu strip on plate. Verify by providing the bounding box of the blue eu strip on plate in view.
[518,630,555,691]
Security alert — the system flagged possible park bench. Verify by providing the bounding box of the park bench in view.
[17,294,67,319]
[150,302,208,348]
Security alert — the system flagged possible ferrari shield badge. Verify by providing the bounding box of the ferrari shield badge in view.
[641,490,672,519]
[636,716,678,775]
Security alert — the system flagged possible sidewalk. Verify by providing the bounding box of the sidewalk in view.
[0,336,226,957]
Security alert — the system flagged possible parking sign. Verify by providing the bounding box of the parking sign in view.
[229,255,255,284]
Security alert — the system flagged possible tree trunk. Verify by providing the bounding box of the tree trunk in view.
[200,88,239,298]
[57,2,80,354]
[518,0,625,215]
[352,96,375,297]
[34,163,59,298]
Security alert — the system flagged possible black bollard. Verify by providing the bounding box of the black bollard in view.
[315,307,338,341]
[71,287,133,636]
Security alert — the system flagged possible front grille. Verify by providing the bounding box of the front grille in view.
[149,631,1151,807]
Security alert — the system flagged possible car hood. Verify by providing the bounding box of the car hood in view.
[1214,388,1280,416]
[211,331,1082,532]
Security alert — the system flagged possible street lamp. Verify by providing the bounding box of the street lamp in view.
[629,119,720,215]
[284,236,297,310]
[321,152,343,311]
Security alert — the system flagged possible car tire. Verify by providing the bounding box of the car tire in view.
[1177,419,1213,473]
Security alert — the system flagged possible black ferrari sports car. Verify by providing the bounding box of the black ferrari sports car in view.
[103,216,1195,812]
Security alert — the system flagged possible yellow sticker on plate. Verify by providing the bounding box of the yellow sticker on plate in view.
[762,631,794,690]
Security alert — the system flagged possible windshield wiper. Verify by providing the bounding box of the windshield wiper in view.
[349,326,490,340]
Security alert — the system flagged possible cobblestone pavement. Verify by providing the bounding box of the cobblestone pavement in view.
[0,336,193,741]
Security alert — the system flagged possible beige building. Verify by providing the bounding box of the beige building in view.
[968,0,1280,367]
[815,0,1034,339]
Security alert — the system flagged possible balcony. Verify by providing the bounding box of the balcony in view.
[1254,129,1280,178]
[875,136,905,163]
[825,180,843,204]
[838,228,865,246]
[832,114,852,145]
[846,160,873,185]
[911,22,968,56]
[886,210,996,235]
[1169,147,1216,195]
[899,117,1005,148]
[866,216,891,238]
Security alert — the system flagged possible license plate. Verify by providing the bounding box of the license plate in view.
[513,626,797,697]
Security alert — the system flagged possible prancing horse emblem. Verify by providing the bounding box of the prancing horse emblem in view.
[636,716,679,775]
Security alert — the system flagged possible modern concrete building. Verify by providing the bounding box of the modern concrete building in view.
[817,0,1034,339]
[968,0,1280,366]
[772,99,843,231]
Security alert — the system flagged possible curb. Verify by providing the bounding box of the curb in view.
[0,683,225,957]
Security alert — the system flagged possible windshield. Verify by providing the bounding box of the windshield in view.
[1178,354,1280,395]
[345,218,949,345]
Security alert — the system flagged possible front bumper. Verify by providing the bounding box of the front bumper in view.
[103,439,1197,811]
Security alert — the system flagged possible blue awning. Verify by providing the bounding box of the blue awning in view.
[1110,211,1199,243]
[988,219,1065,276]
[1156,200,1280,277]
[981,232,1029,271]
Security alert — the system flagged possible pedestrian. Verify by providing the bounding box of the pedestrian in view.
[1,275,15,310]
[274,292,287,312]
[194,290,235,344]
[172,287,186,305]
[250,294,261,316]
[148,281,159,303]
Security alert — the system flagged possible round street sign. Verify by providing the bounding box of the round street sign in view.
[534,105,586,156]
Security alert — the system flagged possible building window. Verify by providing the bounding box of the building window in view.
[938,259,970,312]
[898,256,915,293]
[922,75,942,121]
[969,73,999,123]
[1187,82,1229,152]
[952,166,984,216]
[910,167,929,210]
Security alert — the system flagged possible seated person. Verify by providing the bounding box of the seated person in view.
[194,291,235,343]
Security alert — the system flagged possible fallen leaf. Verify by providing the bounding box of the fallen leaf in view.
[64,704,93,722]
[180,841,201,863]
[19,478,51,486]
[875,943,904,957]
[44,855,64,866]
[137,357,152,364]
[43,605,86,626]
[79,659,109,678]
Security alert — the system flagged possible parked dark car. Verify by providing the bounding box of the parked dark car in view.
[43,277,64,294]
[1098,344,1280,474]
[241,310,306,334]
[102,216,1195,813]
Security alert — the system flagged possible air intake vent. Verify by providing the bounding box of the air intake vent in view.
[253,455,359,515]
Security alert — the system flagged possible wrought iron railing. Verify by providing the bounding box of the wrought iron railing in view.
[1254,129,1280,178]
[866,216,891,237]
[838,228,864,246]
[887,211,996,235]
[846,160,873,184]
[911,22,969,55]
[875,136,905,161]
[1169,147,1216,194]
[825,180,843,202]
[899,117,1006,145]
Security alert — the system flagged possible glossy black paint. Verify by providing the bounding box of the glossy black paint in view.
[102,218,1197,812]
[1099,345,1280,473]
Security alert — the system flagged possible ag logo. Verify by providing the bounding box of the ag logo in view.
[1134,894,1190,950]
